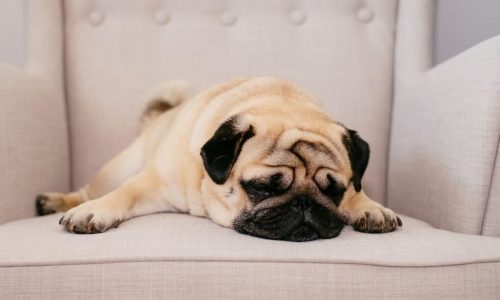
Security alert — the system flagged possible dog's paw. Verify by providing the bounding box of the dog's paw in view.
[36,193,65,216]
[351,206,402,233]
[59,201,121,234]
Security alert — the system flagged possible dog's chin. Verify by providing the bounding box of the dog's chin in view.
[282,222,343,242]
[283,225,319,242]
[233,204,345,242]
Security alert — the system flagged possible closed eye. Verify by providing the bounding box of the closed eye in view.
[242,180,273,196]
[240,173,289,202]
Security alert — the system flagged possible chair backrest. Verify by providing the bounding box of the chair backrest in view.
[24,0,434,208]
[62,0,410,205]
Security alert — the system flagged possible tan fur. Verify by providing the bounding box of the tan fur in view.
[141,80,190,130]
[37,77,400,235]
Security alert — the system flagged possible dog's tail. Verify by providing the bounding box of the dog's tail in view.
[141,80,191,130]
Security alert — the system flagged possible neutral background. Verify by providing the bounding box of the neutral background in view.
[1,0,500,67]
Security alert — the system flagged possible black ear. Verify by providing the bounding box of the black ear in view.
[200,117,255,185]
[342,129,370,192]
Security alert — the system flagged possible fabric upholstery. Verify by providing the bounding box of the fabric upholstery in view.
[394,0,434,82]
[3,213,500,267]
[26,0,64,90]
[389,36,500,235]
[2,1,500,298]
[1,214,500,299]
[0,63,69,224]
[0,0,68,224]
[482,142,500,236]
[63,0,398,204]
[2,262,500,300]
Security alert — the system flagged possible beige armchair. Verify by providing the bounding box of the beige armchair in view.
[1,0,499,298]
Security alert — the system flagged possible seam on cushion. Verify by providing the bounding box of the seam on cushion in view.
[2,257,500,269]
[480,134,500,235]
[60,0,74,191]
[384,0,400,207]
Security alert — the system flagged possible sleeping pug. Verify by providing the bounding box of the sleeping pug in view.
[36,77,402,241]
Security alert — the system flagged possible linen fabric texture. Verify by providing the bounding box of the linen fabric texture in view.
[0,0,499,298]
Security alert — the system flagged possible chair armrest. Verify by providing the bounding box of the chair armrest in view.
[388,35,500,235]
[0,62,69,224]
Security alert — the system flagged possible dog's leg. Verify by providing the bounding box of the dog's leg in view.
[36,81,186,217]
[59,170,168,233]
[35,190,88,216]
[36,137,146,216]
[339,190,402,233]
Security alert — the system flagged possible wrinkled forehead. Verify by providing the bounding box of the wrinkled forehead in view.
[262,129,350,172]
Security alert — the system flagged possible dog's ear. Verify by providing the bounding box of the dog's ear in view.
[342,129,370,192]
[201,117,255,184]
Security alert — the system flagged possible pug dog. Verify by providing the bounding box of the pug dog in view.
[36,77,402,242]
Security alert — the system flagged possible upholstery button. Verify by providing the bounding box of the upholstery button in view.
[357,7,373,23]
[154,10,170,24]
[221,12,237,26]
[289,10,306,25]
[88,11,105,25]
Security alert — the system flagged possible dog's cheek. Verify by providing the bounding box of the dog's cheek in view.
[201,177,251,227]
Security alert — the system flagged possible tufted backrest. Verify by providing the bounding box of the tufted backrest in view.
[62,0,398,204]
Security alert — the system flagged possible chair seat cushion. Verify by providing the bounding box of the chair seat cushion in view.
[1,214,499,299]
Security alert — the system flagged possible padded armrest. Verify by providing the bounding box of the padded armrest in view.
[388,35,500,236]
[0,62,69,224]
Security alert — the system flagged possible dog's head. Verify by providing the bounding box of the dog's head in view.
[200,113,369,242]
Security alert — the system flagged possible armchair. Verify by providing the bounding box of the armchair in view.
[1,0,499,298]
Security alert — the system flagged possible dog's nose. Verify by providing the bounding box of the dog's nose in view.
[292,196,313,211]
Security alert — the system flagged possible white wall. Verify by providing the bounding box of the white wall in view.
[0,0,25,66]
[0,0,499,66]
[435,0,500,64]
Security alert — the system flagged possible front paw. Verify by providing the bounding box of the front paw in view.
[59,202,121,234]
[351,207,402,233]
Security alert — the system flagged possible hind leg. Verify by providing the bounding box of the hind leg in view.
[36,190,87,216]
[36,137,146,216]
